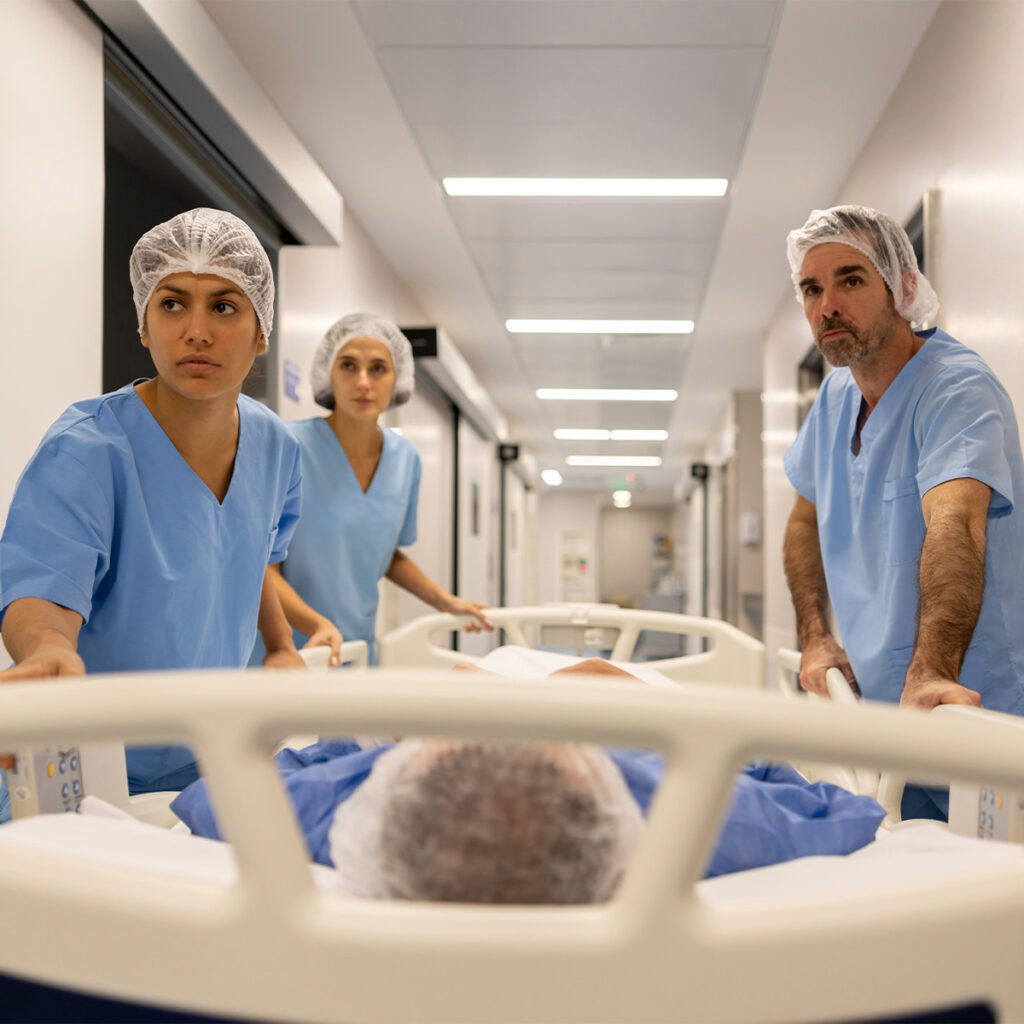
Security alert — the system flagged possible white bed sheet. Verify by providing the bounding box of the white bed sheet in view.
[697,822,1024,907]
[2,811,1019,907]
[0,802,347,894]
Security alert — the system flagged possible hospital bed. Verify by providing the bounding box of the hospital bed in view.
[1,666,1024,1023]
[381,604,766,688]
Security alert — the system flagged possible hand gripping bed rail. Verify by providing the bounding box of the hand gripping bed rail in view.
[1,672,1024,1023]
[380,605,765,687]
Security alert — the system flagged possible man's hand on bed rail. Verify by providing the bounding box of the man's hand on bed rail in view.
[798,635,859,698]
[900,670,982,710]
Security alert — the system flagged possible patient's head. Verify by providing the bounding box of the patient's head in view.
[329,739,643,904]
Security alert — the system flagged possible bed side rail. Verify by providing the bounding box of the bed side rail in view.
[776,649,879,796]
[1,673,1024,1023]
[380,605,765,688]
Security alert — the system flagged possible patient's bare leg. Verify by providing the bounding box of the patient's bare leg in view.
[450,662,500,675]
[549,659,642,684]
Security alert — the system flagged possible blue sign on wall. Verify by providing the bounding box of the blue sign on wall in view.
[284,359,301,403]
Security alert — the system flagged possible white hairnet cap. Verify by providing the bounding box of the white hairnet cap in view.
[130,208,275,342]
[786,205,939,328]
[329,738,644,904]
[310,313,415,410]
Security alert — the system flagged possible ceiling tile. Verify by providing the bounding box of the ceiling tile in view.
[355,1,780,48]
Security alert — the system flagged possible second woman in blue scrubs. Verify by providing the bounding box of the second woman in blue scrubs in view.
[268,313,490,663]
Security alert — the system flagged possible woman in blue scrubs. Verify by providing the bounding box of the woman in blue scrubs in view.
[0,208,305,792]
[267,313,490,664]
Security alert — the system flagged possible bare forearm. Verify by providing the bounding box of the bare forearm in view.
[385,550,445,609]
[2,598,81,662]
[783,514,831,646]
[267,564,328,636]
[258,570,298,654]
[909,506,986,680]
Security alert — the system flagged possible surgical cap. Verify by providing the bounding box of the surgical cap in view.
[786,205,939,328]
[129,208,275,342]
[329,738,644,904]
[310,313,415,410]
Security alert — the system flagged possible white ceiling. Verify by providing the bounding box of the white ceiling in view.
[203,0,939,496]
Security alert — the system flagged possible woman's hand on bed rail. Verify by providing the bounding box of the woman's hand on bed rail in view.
[798,636,859,698]
[0,598,85,683]
[436,595,493,633]
[301,616,344,666]
[0,643,85,683]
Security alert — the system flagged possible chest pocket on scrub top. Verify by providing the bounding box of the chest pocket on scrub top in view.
[881,476,924,566]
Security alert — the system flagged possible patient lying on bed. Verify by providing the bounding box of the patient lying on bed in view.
[172,658,885,902]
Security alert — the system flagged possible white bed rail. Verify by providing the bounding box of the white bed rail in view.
[776,648,880,797]
[381,605,765,687]
[1,671,1024,1023]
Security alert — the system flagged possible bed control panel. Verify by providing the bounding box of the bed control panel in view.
[4,747,85,819]
[949,784,1024,843]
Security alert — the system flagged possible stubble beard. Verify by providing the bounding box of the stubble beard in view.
[816,306,900,369]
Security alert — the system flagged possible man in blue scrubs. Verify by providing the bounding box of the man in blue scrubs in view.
[783,207,1024,809]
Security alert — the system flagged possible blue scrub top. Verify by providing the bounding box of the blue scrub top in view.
[268,417,420,664]
[172,743,884,877]
[785,328,1024,713]
[0,383,302,791]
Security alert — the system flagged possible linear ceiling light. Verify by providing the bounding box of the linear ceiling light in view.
[541,469,563,486]
[443,178,728,197]
[553,429,669,441]
[537,388,678,402]
[507,319,693,334]
[566,456,663,467]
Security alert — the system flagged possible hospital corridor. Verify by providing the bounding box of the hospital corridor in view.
[3,1,1024,1022]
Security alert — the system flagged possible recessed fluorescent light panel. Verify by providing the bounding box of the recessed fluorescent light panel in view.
[541,470,563,487]
[565,456,663,467]
[507,319,693,335]
[443,178,728,198]
[537,389,678,402]
[554,429,669,441]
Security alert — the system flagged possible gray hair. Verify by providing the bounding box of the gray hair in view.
[329,739,643,904]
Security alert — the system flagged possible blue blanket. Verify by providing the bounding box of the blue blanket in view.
[171,742,884,878]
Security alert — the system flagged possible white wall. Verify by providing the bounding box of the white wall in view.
[761,0,1024,661]
[457,417,499,656]
[380,379,454,635]
[598,506,672,609]
[0,1,104,517]
[502,469,529,608]
[535,492,603,606]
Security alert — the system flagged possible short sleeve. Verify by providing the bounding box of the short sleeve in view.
[784,407,818,504]
[269,445,302,563]
[397,452,420,548]
[0,444,113,626]
[915,371,1014,517]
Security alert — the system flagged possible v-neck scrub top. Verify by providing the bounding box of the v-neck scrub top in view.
[277,417,420,663]
[785,328,1024,713]
[0,384,302,790]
